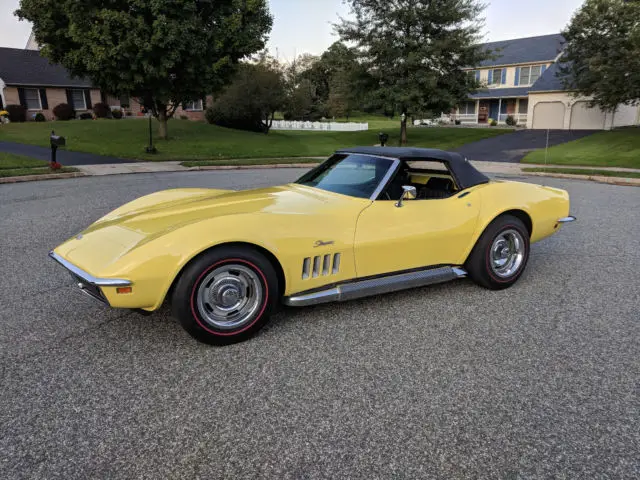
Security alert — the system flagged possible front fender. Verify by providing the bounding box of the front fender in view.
[100,211,360,311]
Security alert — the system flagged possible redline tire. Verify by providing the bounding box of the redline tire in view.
[171,247,278,345]
[465,215,530,290]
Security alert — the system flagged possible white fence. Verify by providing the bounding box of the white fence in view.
[270,120,369,131]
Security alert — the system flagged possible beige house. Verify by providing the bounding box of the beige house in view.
[453,34,640,130]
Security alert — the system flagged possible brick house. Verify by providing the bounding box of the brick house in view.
[0,45,208,121]
[0,47,101,119]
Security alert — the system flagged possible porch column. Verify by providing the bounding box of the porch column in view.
[515,98,520,122]
[476,100,480,124]
[498,98,502,123]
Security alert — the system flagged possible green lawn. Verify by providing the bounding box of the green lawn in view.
[523,129,640,169]
[0,152,78,177]
[522,167,640,179]
[0,152,49,169]
[0,119,509,162]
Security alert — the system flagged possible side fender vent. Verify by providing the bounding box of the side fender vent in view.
[302,253,341,279]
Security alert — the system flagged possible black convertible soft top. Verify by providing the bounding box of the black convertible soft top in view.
[336,146,489,190]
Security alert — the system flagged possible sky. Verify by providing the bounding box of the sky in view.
[1,0,585,58]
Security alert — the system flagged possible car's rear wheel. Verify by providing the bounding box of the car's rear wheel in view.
[171,246,278,345]
[465,214,530,290]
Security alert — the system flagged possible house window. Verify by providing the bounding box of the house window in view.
[466,70,477,81]
[459,101,476,115]
[70,89,86,110]
[183,99,203,111]
[520,66,543,86]
[24,88,41,110]
[491,68,503,85]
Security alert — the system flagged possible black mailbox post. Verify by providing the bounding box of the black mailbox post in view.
[378,132,389,147]
[50,130,66,167]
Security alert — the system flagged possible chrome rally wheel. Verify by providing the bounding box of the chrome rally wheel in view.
[172,247,278,345]
[465,214,530,290]
[489,229,526,279]
[195,264,264,331]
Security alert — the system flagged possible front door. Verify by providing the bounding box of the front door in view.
[353,194,480,278]
[489,100,500,121]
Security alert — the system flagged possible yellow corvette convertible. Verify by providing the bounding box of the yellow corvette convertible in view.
[50,147,575,344]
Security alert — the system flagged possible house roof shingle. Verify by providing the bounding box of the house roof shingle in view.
[478,34,565,67]
[0,47,92,88]
[469,87,532,99]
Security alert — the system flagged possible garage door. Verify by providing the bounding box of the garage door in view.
[570,101,606,130]
[532,102,566,129]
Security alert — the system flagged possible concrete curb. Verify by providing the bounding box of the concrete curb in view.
[522,171,640,187]
[0,172,87,184]
[188,163,320,171]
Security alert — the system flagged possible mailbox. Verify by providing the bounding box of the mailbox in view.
[49,130,66,167]
[50,132,66,147]
[378,132,389,147]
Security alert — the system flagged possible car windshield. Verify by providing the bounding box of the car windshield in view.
[295,154,394,199]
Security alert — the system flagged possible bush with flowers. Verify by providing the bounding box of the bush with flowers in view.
[0,110,9,124]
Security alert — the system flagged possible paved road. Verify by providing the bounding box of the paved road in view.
[1,171,638,479]
[0,140,130,165]
[455,129,597,163]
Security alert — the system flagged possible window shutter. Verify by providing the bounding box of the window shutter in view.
[541,64,547,75]
[487,70,493,84]
[39,89,49,110]
[514,67,520,86]
[66,89,73,106]
[501,69,507,84]
[18,88,27,107]
[84,90,92,109]
[475,70,480,82]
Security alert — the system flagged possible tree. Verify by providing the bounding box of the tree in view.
[337,0,488,144]
[284,79,320,120]
[206,59,286,133]
[16,0,272,140]
[327,69,355,119]
[559,0,640,111]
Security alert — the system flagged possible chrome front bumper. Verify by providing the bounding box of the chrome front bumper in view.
[558,216,577,223]
[48,251,131,306]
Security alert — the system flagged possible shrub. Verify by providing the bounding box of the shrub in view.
[505,115,517,126]
[93,102,111,118]
[34,112,46,122]
[454,119,461,125]
[112,109,123,119]
[6,104,27,122]
[180,115,188,120]
[79,112,93,120]
[490,118,498,126]
[53,103,75,121]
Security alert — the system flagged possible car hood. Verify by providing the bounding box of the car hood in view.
[53,184,364,274]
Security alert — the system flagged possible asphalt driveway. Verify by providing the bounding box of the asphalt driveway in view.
[0,140,130,166]
[1,170,638,478]
[455,129,597,163]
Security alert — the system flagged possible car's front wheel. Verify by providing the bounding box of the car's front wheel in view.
[465,214,530,290]
[171,246,278,345]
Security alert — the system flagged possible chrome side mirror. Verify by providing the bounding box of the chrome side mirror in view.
[395,185,417,208]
